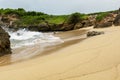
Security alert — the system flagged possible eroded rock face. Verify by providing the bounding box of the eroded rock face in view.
[0,26,11,56]
[28,22,49,31]
[74,22,83,29]
[113,14,120,26]
[94,22,113,28]
[94,13,115,28]
[62,23,74,31]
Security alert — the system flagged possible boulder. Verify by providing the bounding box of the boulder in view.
[74,23,83,29]
[87,31,104,37]
[113,14,120,26]
[0,26,11,56]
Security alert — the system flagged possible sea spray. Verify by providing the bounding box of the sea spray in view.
[4,28,63,48]
[1,27,64,62]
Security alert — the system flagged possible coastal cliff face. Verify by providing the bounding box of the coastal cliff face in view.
[0,9,120,31]
[0,26,11,56]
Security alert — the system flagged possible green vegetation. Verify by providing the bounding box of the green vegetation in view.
[47,15,68,24]
[0,8,69,25]
[67,12,88,24]
[0,8,114,27]
[96,12,109,21]
[0,8,89,26]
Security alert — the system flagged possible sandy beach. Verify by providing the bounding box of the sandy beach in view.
[0,26,120,80]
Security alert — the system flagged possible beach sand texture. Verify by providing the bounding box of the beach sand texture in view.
[0,26,120,80]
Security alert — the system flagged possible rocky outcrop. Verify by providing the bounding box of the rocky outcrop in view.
[0,26,11,56]
[28,22,49,31]
[74,22,83,29]
[113,14,120,26]
[94,22,113,28]
[81,20,93,27]
[49,24,63,31]
[2,9,120,31]
[61,23,74,31]
[87,31,104,37]
[94,13,115,28]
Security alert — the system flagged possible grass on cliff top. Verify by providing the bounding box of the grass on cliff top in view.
[47,15,69,24]
[1,8,113,26]
[0,8,89,25]
[96,12,109,21]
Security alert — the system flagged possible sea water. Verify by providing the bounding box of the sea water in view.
[0,27,64,62]
[5,28,63,48]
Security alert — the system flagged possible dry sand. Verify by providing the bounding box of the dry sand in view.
[0,26,120,80]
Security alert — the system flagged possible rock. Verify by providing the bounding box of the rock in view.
[49,23,63,31]
[74,23,83,29]
[1,17,10,23]
[94,13,115,28]
[81,20,93,27]
[0,26,11,56]
[113,14,120,26]
[94,22,112,28]
[28,22,49,31]
[87,31,104,37]
[61,23,74,31]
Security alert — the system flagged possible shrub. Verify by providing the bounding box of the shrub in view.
[67,13,88,24]
[67,13,81,24]
[96,12,109,21]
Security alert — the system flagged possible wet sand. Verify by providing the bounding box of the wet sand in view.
[0,26,120,80]
[0,28,88,66]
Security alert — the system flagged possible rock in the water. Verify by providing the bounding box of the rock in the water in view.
[113,14,120,26]
[87,31,104,37]
[0,26,11,56]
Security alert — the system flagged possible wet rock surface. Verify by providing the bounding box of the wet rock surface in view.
[0,26,11,56]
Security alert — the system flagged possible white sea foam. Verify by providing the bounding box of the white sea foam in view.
[6,28,63,48]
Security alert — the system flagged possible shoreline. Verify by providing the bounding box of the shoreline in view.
[0,28,88,66]
[0,26,120,80]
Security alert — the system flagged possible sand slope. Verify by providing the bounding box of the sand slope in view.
[0,27,120,80]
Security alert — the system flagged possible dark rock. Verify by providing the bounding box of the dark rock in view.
[49,23,63,31]
[61,23,74,31]
[87,31,104,37]
[94,22,112,28]
[113,14,120,26]
[94,13,115,28]
[28,23,49,31]
[0,26,11,56]
[1,17,10,23]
